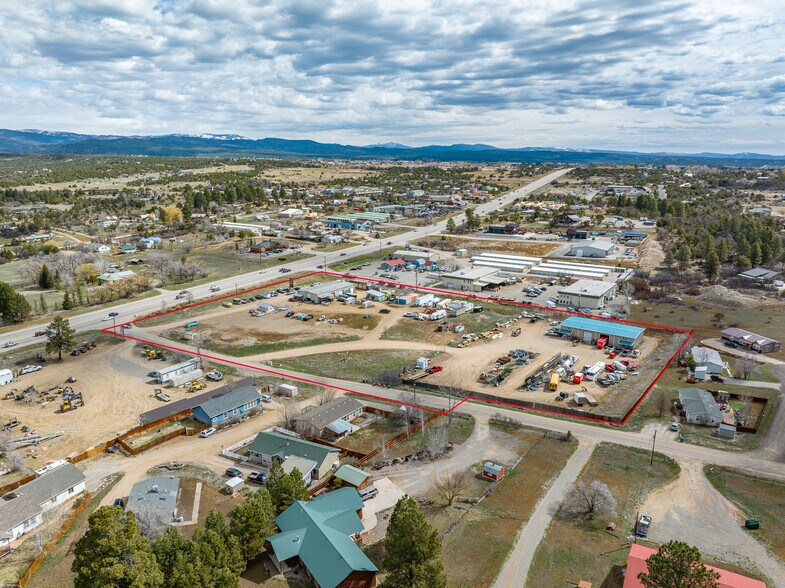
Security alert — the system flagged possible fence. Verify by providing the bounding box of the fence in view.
[355,412,443,467]
[17,493,94,586]
[0,474,36,496]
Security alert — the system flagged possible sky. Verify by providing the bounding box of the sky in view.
[1,0,784,153]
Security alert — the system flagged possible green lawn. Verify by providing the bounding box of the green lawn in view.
[166,330,361,357]
[328,247,399,271]
[526,443,680,588]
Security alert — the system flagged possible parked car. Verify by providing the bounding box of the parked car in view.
[669,422,681,432]
[426,366,443,374]
[710,375,725,383]
[260,394,273,403]
[20,365,42,375]
[199,428,216,438]
[113,498,125,508]
[359,485,378,501]
[206,370,224,381]
[225,468,243,478]
[248,472,267,484]
[379,309,391,314]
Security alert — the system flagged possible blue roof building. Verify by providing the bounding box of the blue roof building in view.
[267,488,377,588]
[559,316,645,348]
[192,385,262,427]
[623,230,647,240]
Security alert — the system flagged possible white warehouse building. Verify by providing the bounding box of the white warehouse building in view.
[557,280,618,309]
[470,252,541,273]
[566,239,615,259]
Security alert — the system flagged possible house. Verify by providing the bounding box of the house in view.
[737,267,781,283]
[192,385,263,427]
[486,223,518,235]
[295,397,364,439]
[150,358,201,385]
[558,316,645,348]
[250,239,287,253]
[566,239,615,259]
[557,280,618,309]
[321,234,343,245]
[299,281,355,304]
[267,488,377,588]
[622,543,765,588]
[691,346,723,375]
[96,244,111,254]
[721,328,781,354]
[126,476,179,536]
[555,213,582,225]
[97,270,135,284]
[380,259,406,271]
[247,431,341,482]
[279,208,305,218]
[333,465,371,490]
[0,463,86,547]
[679,387,723,426]
[118,244,138,254]
[441,266,508,292]
[139,236,161,249]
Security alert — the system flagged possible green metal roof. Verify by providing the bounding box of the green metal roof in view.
[248,431,339,464]
[269,488,377,588]
[334,464,370,487]
[679,387,723,421]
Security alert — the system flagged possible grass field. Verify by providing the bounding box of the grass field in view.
[328,246,399,271]
[526,443,680,588]
[704,465,785,563]
[272,349,444,383]
[413,235,561,257]
[189,333,361,357]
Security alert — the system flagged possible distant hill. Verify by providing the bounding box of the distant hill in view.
[1,128,783,167]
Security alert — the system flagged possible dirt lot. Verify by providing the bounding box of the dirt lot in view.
[414,236,560,257]
[0,340,230,469]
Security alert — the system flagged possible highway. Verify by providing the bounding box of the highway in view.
[0,168,571,349]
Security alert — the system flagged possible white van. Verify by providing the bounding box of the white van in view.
[584,361,606,381]
[358,485,378,501]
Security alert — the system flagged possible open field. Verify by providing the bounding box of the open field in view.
[258,165,378,183]
[704,466,785,563]
[328,246,399,270]
[413,235,561,257]
[526,442,680,588]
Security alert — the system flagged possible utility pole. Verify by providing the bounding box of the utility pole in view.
[650,430,657,465]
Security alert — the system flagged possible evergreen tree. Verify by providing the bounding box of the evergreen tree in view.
[268,462,309,514]
[72,507,163,588]
[751,240,763,266]
[675,244,692,269]
[446,217,457,234]
[381,496,446,588]
[638,541,719,588]
[0,281,32,324]
[38,264,55,289]
[229,488,276,562]
[703,249,720,282]
[39,293,48,314]
[717,238,729,262]
[45,316,77,360]
[62,290,75,310]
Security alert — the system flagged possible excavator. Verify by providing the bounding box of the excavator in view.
[187,381,206,393]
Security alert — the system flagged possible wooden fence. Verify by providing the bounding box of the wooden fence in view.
[0,474,36,496]
[355,412,443,467]
[18,493,94,586]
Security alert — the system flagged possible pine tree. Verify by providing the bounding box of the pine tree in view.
[229,488,276,562]
[638,541,720,588]
[703,250,720,282]
[45,316,77,360]
[268,462,309,514]
[39,293,48,314]
[751,241,763,266]
[446,217,457,234]
[38,264,55,289]
[381,496,446,588]
[0,281,32,324]
[676,244,692,269]
[62,290,75,310]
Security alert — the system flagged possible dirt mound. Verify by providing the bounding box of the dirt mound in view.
[637,237,665,271]
[698,285,761,309]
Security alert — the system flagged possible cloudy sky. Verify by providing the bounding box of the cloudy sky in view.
[1,0,784,153]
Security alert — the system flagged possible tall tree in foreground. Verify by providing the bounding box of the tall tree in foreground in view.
[45,315,77,360]
[229,488,276,562]
[0,281,32,324]
[268,462,309,514]
[638,541,720,588]
[73,506,163,588]
[380,496,446,588]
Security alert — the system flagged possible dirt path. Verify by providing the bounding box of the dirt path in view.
[756,365,785,463]
[495,438,596,588]
[639,460,785,587]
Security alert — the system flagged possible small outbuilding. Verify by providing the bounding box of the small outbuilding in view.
[718,423,737,440]
[334,464,371,490]
[0,369,13,386]
[482,462,505,481]
[277,383,298,398]
[225,476,244,495]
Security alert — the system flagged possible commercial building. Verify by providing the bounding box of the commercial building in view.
[393,250,437,263]
[326,215,372,231]
[249,239,287,253]
[559,316,645,348]
[299,281,355,304]
[295,397,364,439]
[486,223,519,234]
[267,488,377,588]
[557,280,618,309]
[622,543,765,588]
[721,328,781,354]
[126,476,180,536]
[736,267,781,283]
[441,266,509,292]
[566,239,615,259]
[0,463,86,547]
[530,260,612,280]
[150,358,201,385]
[679,388,723,426]
[247,431,340,482]
[470,252,540,273]
[192,384,263,427]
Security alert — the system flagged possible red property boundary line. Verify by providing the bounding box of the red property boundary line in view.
[102,271,693,427]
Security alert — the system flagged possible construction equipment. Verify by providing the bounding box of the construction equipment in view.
[60,390,84,412]
[154,389,171,402]
[512,328,521,337]
[187,381,206,393]
[2,418,20,430]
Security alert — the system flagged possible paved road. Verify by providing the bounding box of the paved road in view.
[0,169,572,350]
[493,438,596,588]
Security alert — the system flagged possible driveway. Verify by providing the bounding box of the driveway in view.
[360,477,406,532]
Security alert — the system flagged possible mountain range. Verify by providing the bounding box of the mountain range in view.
[2,128,784,167]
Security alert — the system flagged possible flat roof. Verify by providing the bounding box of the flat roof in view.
[443,266,501,281]
[558,280,617,297]
[568,239,614,252]
[560,316,645,339]
[302,281,354,296]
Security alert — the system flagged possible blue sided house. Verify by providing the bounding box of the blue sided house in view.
[559,316,645,348]
[192,385,262,427]
[267,487,377,588]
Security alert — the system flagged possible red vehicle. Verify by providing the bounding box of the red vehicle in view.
[710,375,725,383]
[34,331,45,337]
[605,363,617,372]
[595,336,608,350]
[426,366,443,374]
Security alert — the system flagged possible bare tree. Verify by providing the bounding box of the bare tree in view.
[316,386,337,406]
[278,400,299,430]
[735,394,753,425]
[735,357,758,380]
[0,434,24,473]
[426,425,449,458]
[433,469,470,506]
[559,480,618,520]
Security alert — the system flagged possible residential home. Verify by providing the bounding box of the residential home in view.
[97,270,136,284]
[192,385,263,427]
[247,431,340,483]
[679,387,723,426]
[737,267,781,283]
[690,346,723,375]
[295,397,364,439]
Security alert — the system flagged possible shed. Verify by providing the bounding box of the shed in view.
[482,462,504,481]
[334,464,371,490]
[278,383,298,398]
[718,423,736,440]
[225,476,244,495]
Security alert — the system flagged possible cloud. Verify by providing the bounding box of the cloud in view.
[0,0,782,152]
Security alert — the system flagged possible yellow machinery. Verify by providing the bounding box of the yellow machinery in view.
[187,381,206,393]
[549,373,560,391]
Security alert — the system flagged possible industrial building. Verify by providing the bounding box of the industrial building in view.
[150,358,201,385]
[566,239,615,259]
[441,266,509,292]
[393,249,437,263]
[470,252,541,273]
[192,384,263,427]
[557,280,618,309]
[299,281,355,303]
[530,260,612,280]
[558,316,645,348]
[721,328,781,354]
